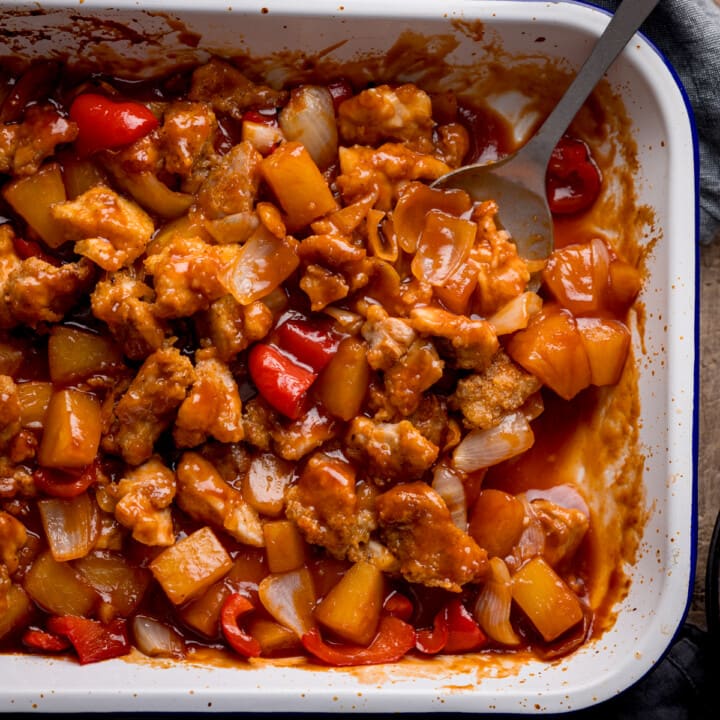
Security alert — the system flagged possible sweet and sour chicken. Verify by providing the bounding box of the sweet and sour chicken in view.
[0,57,641,666]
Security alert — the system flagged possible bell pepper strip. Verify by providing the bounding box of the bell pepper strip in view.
[382,591,414,622]
[46,616,131,664]
[301,615,416,667]
[415,599,487,655]
[326,79,354,112]
[220,593,261,658]
[69,93,159,157]
[33,462,98,499]
[11,236,58,265]
[415,615,449,655]
[443,598,487,653]
[22,628,70,653]
[546,136,602,216]
[242,109,279,127]
[248,343,317,420]
[275,318,341,373]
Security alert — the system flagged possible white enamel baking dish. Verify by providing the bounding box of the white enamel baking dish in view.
[0,0,697,713]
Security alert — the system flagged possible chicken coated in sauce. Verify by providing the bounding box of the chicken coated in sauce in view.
[0,55,639,666]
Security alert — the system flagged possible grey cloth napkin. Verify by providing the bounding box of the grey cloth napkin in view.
[594,0,720,244]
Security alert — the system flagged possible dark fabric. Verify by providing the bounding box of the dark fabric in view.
[566,624,712,719]
[592,0,720,243]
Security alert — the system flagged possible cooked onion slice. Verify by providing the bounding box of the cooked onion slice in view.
[258,568,317,638]
[431,464,467,530]
[322,306,364,334]
[222,225,299,305]
[506,494,546,571]
[110,171,193,219]
[132,615,185,658]
[410,210,476,286]
[279,85,338,170]
[474,557,521,646]
[526,484,590,517]
[38,492,100,562]
[203,211,259,245]
[393,182,472,253]
[452,412,534,473]
[489,291,543,335]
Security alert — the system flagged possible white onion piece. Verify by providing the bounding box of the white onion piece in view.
[452,412,534,473]
[38,492,100,562]
[222,225,299,305]
[132,615,185,658]
[322,306,364,334]
[474,557,521,646]
[525,484,590,517]
[488,291,543,335]
[204,211,259,245]
[258,568,317,638]
[111,171,193,219]
[242,119,285,155]
[279,85,338,170]
[363,540,400,573]
[432,465,467,530]
[506,494,546,572]
[521,391,545,422]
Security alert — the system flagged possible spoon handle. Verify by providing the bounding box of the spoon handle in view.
[522,0,660,167]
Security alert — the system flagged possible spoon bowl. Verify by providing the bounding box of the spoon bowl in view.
[433,0,660,258]
[433,150,551,261]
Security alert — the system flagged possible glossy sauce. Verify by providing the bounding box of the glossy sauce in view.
[0,24,648,673]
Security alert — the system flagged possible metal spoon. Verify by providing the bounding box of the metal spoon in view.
[432,0,660,260]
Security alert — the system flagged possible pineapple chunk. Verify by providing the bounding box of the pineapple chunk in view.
[315,337,370,421]
[48,326,124,384]
[576,317,631,387]
[261,141,337,229]
[0,585,32,640]
[37,389,102,469]
[61,156,105,199]
[248,618,300,655]
[2,162,67,247]
[23,550,98,616]
[511,557,584,642]
[313,561,384,645]
[16,381,52,428]
[73,551,151,618]
[181,548,268,638]
[150,527,232,605]
[263,520,306,573]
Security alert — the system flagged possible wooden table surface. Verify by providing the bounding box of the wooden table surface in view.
[691,239,720,630]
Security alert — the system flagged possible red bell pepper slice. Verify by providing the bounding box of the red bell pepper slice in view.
[275,318,341,373]
[383,591,414,622]
[546,136,602,215]
[326,79,354,112]
[301,616,416,667]
[242,109,279,127]
[415,609,450,654]
[46,616,130,664]
[220,593,261,658]
[69,93,159,157]
[248,343,317,419]
[22,628,70,653]
[33,462,98,499]
[415,599,487,655]
[11,236,59,265]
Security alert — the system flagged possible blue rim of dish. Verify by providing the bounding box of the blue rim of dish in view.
[575,0,703,665]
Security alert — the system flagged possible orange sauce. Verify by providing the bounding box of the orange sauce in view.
[0,13,652,678]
